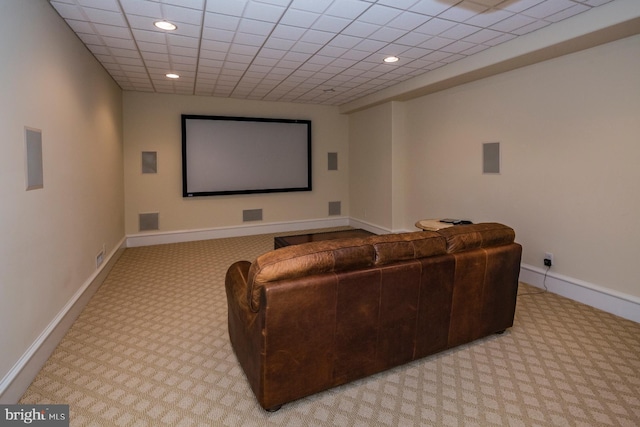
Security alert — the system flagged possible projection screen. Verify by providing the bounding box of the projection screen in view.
[182,115,312,197]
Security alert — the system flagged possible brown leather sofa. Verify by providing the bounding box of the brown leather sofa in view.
[225,223,522,411]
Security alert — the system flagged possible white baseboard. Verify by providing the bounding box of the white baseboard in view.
[0,237,127,404]
[347,218,393,235]
[520,263,640,324]
[126,217,351,247]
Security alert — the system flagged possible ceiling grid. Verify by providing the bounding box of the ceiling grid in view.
[49,0,616,105]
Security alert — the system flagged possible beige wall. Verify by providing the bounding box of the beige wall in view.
[123,92,348,235]
[348,103,393,230]
[0,0,124,385]
[349,35,640,299]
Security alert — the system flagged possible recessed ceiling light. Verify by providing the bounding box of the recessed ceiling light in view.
[154,20,177,31]
[383,56,399,63]
[166,73,180,79]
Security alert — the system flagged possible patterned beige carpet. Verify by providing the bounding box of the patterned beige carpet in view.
[20,229,640,426]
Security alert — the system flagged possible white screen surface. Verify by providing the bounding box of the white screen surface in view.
[182,116,311,196]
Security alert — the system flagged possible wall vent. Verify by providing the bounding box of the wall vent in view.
[243,209,263,222]
[328,201,341,216]
[139,212,159,231]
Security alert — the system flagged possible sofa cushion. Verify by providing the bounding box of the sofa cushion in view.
[247,237,375,311]
[437,223,515,253]
[367,231,446,266]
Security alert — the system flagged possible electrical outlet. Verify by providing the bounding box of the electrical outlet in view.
[544,252,553,267]
[96,250,104,268]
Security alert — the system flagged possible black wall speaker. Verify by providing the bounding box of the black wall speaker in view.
[25,127,43,190]
[483,142,500,174]
[328,152,338,171]
[142,151,157,174]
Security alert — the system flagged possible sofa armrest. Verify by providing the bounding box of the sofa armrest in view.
[225,260,252,313]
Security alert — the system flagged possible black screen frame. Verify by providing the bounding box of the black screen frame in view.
[181,114,312,197]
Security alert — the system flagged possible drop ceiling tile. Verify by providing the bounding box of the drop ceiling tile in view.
[400,46,433,59]
[312,15,351,33]
[78,0,119,11]
[280,9,320,28]
[500,0,546,13]
[342,21,380,38]
[263,37,296,50]
[511,19,550,35]
[387,11,431,30]
[440,23,481,39]
[117,56,144,66]
[204,12,240,31]
[229,43,261,56]
[580,0,613,5]
[521,0,574,19]
[111,47,142,59]
[87,45,111,55]
[205,0,246,16]
[93,23,131,39]
[200,39,230,52]
[463,28,505,44]
[359,5,402,26]
[339,49,370,61]
[132,29,166,43]
[237,18,275,36]
[328,34,362,49]
[290,0,332,14]
[83,7,127,26]
[409,0,455,16]
[65,19,95,34]
[143,58,171,68]
[465,8,514,27]
[270,24,306,41]
[160,0,206,9]
[316,45,348,57]
[120,0,162,18]
[461,44,490,55]
[545,4,590,22]
[103,36,137,50]
[354,38,387,53]
[369,27,407,43]
[483,32,517,46]
[202,28,235,42]
[257,48,287,60]
[169,46,198,58]
[468,0,503,6]
[160,4,203,25]
[324,0,370,19]
[167,34,199,48]
[489,13,537,33]
[77,33,103,45]
[440,40,477,54]
[50,2,86,21]
[419,36,455,51]
[439,1,487,21]
[300,29,335,45]
[138,41,169,54]
[235,32,268,47]
[243,1,286,22]
[415,18,457,35]
[395,31,432,47]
